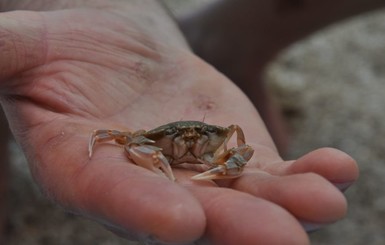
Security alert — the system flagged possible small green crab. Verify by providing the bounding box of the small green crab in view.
[88,121,254,181]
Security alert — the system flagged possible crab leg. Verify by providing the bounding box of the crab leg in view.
[213,124,246,159]
[192,144,254,180]
[125,145,176,181]
[88,130,131,157]
[89,129,174,180]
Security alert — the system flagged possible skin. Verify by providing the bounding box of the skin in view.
[0,0,360,244]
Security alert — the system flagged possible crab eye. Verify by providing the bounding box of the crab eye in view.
[165,127,177,135]
[203,126,217,134]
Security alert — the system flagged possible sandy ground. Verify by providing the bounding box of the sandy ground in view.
[2,1,385,244]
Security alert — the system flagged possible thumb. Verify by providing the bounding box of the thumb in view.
[0,11,46,81]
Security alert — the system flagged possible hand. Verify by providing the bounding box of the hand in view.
[0,3,358,245]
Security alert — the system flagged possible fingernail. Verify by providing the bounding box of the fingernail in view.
[334,181,355,192]
[301,221,329,232]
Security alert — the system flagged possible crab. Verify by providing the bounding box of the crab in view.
[88,121,254,181]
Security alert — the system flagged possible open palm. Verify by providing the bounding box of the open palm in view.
[0,7,358,245]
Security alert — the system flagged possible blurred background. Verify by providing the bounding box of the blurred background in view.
[1,0,385,244]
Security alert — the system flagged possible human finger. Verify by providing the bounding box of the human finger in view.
[284,148,359,191]
[231,170,347,224]
[182,182,310,245]
[256,147,359,192]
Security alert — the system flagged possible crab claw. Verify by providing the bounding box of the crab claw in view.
[126,145,176,181]
[191,158,244,180]
[191,145,254,180]
[191,165,228,180]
